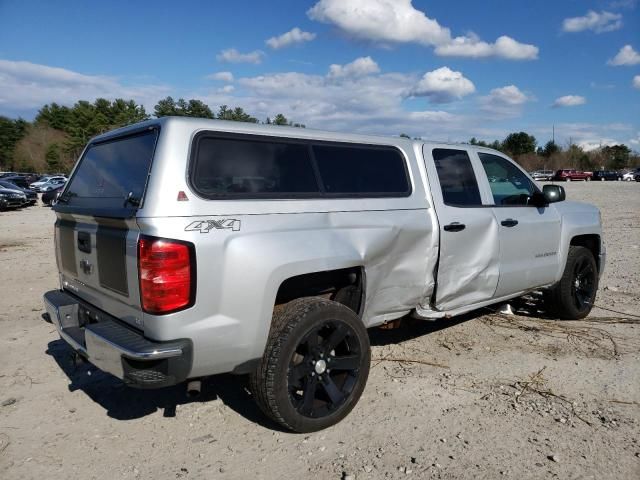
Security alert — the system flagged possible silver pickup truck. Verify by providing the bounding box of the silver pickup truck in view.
[44,117,605,432]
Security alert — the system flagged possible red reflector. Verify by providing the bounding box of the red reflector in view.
[177,191,189,202]
[138,236,194,314]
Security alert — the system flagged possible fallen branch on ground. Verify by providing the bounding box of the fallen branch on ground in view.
[372,357,449,369]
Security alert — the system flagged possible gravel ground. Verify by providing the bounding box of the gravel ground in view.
[0,181,639,480]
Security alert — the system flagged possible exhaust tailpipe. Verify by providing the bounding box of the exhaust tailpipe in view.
[186,380,201,398]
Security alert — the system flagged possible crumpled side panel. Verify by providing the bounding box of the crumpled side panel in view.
[433,211,500,311]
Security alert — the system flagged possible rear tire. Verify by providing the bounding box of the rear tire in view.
[251,297,370,432]
[546,246,598,319]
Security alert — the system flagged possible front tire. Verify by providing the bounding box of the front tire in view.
[251,297,370,432]
[546,246,598,319]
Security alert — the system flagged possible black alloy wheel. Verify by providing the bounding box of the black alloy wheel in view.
[546,246,598,319]
[571,255,596,312]
[251,297,370,432]
[288,320,362,419]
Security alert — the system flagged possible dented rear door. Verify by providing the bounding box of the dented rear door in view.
[422,146,500,311]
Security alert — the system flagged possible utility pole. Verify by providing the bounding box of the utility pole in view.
[552,124,555,144]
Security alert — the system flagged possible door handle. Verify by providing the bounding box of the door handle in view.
[501,219,519,227]
[443,222,466,232]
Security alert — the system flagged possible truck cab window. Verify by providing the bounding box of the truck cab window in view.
[432,149,482,207]
[478,153,536,206]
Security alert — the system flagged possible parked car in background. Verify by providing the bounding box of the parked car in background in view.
[591,170,622,181]
[0,187,27,210]
[2,175,30,189]
[622,168,640,181]
[0,180,37,205]
[38,178,67,192]
[30,176,67,192]
[552,169,592,182]
[531,170,554,181]
[42,185,65,205]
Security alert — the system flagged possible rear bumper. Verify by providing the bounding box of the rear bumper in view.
[44,290,192,388]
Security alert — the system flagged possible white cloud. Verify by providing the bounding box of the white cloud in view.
[0,58,170,112]
[207,71,234,82]
[216,48,264,64]
[562,10,623,33]
[227,70,471,139]
[327,56,380,79]
[487,85,529,105]
[578,140,617,151]
[435,35,539,60]
[480,85,531,117]
[308,0,538,60]
[266,27,316,49]
[634,75,640,89]
[308,0,451,47]
[608,45,640,66]
[217,85,235,94]
[408,67,475,103]
[553,95,587,108]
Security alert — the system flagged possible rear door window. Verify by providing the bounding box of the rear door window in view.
[432,149,482,206]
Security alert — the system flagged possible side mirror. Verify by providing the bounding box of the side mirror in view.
[542,184,565,203]
[529,185,565,207]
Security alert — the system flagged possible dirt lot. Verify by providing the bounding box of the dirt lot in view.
[1,182,639,480]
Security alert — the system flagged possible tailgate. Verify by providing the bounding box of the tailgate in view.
[55,214,144,329]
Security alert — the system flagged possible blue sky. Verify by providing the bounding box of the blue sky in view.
[1,0,639,150]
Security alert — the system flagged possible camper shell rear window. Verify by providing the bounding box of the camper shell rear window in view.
[55,127,159,217]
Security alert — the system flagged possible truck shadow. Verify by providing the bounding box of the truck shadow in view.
[45,339,285,431]
[45,301,541,430]
[368,312,478,346]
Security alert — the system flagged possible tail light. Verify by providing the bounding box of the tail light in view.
[138,236,196,314]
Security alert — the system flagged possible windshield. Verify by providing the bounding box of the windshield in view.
[59,128,158,215]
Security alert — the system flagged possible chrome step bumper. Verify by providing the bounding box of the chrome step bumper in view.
[43,290,192,388]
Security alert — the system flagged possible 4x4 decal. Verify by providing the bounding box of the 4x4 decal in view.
[185,219,241,233]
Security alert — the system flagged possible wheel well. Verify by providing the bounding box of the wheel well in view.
[570,234,601,271]
[275,267,365,315]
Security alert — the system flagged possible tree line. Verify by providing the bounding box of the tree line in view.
[1,96,637,174]
[467,132,635,172]
[403,130,636,171]
[0,97,305,173]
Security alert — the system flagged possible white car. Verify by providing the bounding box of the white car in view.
[531,170,554,181]
[30,176,67,192]
[39,179,67,192]
[622,169,639,181]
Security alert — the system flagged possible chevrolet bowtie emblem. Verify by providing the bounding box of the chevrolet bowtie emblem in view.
[80,259,93,275]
